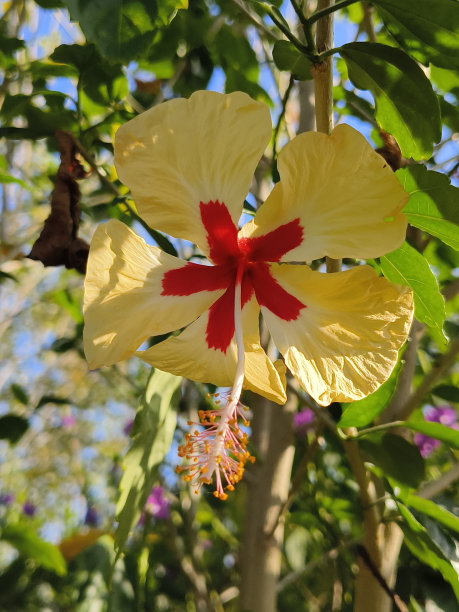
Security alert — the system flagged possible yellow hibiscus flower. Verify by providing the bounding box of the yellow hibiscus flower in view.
[83,90,414,498]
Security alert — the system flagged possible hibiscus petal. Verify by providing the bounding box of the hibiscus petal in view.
[83,220,228,369]
[262,264,414,405]
[241,124,408,262]
[114,91,271,258]
[137,298,287,405]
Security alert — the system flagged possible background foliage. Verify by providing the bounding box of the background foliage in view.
[0,0,458,611]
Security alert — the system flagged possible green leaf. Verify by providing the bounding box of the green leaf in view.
[36,396,71,410]
[10,383,29,405]
[62,0,187,63]
[431,385,459,404]
[1,523,67,575]
[114,369,181,556]
[0,172,29,189]
[340,42,441,160]
[400,494,459,535]
[398,503,459,599]
[156,0,188,25]
[360,433,425,487]
[405,411,459,450]
[372,0,459,69]
[431,65,459,95]
[0,270,18,284]
[50,289,83,323]
[339,357,402,428]
[380,242,446,342]
[50,44,128,106]
[0,127,52,140]
[398,166,459,251]
[0,415,29,443]
[272,40,312,80]
[34,0,65,7]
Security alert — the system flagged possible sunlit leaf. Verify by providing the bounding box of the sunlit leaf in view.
[0,172,29,189]
[399,166,459,251]
[405,411,459,450]
[399,494,459,535]
[380,242,446,343]
[62,0,187,63]
[1,523,67,575]
[340,42,441,159]
[398,503,459,599]
[114,369,181,556]
[373,0,459,69]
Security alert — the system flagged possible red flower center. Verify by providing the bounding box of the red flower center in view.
[161,200,306,352]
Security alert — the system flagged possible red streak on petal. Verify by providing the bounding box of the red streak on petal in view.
[249,263,305,320]
[206,282,236,352]
[162,262,233,296]
[205,277,254,353]
[239,218,303,262]
[200,200,239,265]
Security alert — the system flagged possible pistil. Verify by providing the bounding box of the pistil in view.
[176,262,254,499]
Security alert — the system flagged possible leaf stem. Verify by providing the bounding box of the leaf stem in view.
[272,75,294,162]
[309,0,360,25]
[265,6,309,54]
[339,421,405,440]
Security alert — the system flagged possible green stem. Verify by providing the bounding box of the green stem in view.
[317,46,342,61]
[339,421,405,440]
[290,0,308,25]
[266,7,309,54]
[272,75,294,162]
[308,0,360,25]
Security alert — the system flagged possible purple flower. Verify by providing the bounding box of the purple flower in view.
[123,418,134,436]
[414,406,458,458]
[22,500,36,517]
[61,414,76,429]
[85,505,99,527]
[293,408,315,433]
[144,486,170,520]
[425,405,457,427]
[0,493,14,506]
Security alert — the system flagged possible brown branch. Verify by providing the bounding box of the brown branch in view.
[398,336,459,421]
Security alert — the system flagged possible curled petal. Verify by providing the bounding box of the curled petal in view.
[137,297,287,405]
[262,264,414,405]
[115,91,271,258]
[241,124,408,262]
[83,220,227,369]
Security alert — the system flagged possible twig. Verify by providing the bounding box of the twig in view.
[272,76,295,161]
[356,546,409,612]
[277,538,360,591]
[418,462,459,500]
[379,320,424,424]
[72,137,118,196]
[230,0,279,42]
[362,2,377,42]
[265,433,321,537]
[398,336,459,421]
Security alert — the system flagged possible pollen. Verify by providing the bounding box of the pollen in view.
[177,392,254,500]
